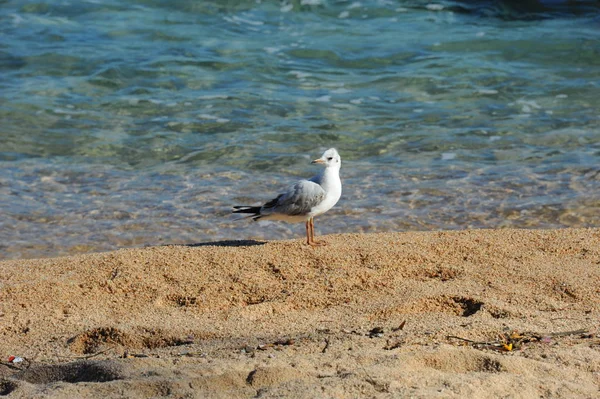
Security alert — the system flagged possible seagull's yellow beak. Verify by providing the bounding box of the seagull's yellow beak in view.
[311,158,326,164]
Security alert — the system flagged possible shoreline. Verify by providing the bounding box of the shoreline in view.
[1,228,599,398]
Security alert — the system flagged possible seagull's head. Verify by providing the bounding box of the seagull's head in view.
[312,148,341,169]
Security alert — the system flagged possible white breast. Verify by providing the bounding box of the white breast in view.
[308,167,342,218]
[309,189,341,218]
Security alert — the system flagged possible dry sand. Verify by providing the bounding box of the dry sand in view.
[0,228,599,398]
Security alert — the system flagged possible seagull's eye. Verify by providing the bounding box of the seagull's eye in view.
[327,157,333,161]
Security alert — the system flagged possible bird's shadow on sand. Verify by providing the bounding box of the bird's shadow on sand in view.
[180,239,266,248]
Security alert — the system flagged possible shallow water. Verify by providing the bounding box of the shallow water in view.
[2,1,600,259]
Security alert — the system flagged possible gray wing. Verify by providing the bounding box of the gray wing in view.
[262,180,325,216]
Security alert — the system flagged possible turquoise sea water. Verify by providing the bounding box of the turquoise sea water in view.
[2,1,600,259]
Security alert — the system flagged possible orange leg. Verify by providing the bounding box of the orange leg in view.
[305,220,311,245]
[307,217,326,246]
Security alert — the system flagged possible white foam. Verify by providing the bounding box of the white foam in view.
[198,95,229,100]
[516,99,541,109]
[289,71,312,79]
[316,95,331,102]
[339,11,350,18]
[281,3,293,12]
[9,13,24,25]
[199,114,229,123]
[516,99,541,113]
[234,16,264,26]
[331,88,352,94]
[426,4,445,11]
[53,108,82,115]
[441,153,456,161]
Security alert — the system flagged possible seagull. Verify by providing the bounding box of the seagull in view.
[233,148,342,246]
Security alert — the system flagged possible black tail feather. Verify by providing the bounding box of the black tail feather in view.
[233,206,261,215]
[232,206,262,221]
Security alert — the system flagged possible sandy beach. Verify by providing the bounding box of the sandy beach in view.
[1,228,599,398]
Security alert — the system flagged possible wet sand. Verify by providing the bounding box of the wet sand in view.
[1,228,599,398]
